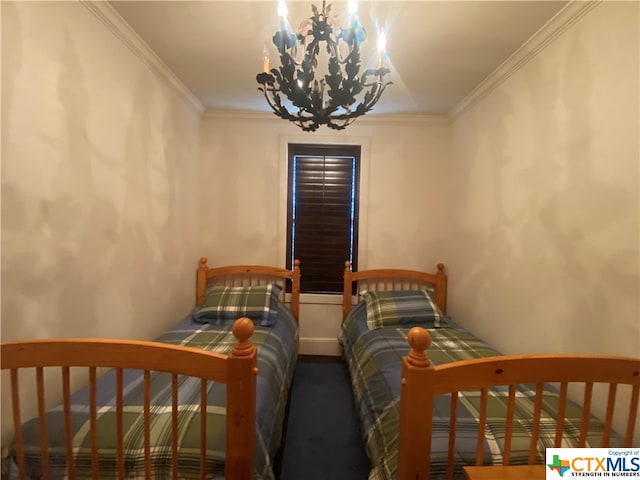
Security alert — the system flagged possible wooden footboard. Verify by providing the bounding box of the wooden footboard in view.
[1,317,258,480]
[397,327,640,480]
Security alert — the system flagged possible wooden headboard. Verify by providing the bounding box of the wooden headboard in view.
[197,257,301,324]
[342,261,447,318]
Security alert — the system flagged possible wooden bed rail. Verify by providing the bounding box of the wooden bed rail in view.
[343,261,447,318]
[197,257,301,324]
[397,327,640,480]
[1,317,258,480]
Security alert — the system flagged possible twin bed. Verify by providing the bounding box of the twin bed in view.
[3,258,639,480]
[340,261,640,480]
[2,258,301,480]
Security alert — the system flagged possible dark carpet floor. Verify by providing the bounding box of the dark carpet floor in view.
[278,360,370,480]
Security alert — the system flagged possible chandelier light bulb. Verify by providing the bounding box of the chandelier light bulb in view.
[377,31,386,53]
[263,45,270,73]
[348,0,358,15]
[277,0,287,19]
[376,31,386,68]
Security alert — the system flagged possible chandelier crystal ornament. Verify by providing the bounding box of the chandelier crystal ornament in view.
[256,0,392,132]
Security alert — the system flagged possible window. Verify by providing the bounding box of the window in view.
[286,143,360,294]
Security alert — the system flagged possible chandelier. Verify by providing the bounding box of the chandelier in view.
[256,0,392,132]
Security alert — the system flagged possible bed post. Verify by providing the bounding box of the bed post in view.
[291,259,301,324]
[226,318,258,480]
[197,257,209,306]
[397,327,434,480]
[343,261,353,318]
[435,263,447,314]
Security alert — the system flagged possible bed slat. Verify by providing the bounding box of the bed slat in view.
[602,383,617,446]
[201,378,207,479]
[62,366,75,480]
[502,385,516,465]
[625,384,640,445]
[554,382,568,448]
[89,366,98,479]
[144,370,151,479]
[36,366,51,475]
[10,369,26,480]
[116,368,124,480]
[171,373,179,480]
[528,383,544,464]
[475,388,488,465]
[446,392,458,480]
[579,382,594,447]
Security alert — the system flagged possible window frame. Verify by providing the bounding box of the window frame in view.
[285,143,361,294]
[276,134,370,301]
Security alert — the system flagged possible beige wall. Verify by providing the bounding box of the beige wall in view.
[448,1,639,358]
[199,113,452,352]
[1,1,202,440]
[448,2,639,440]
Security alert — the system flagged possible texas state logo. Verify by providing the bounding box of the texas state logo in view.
[546,448,640,478]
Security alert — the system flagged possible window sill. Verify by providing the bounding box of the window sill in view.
[299,293,343,305]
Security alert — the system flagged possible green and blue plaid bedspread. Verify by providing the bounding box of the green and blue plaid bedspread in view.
[339,302,620,480]
[11,304,298,480]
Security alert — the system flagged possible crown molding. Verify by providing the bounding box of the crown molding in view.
[357,112,451,126]
[450,0,601,119]
[81,0,204,115]
[203,109,450,126]
[203,110,278,121]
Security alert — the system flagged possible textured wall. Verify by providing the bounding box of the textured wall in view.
[448,1,639,358]
[199,115,452,270]
[1,1,202,441]
[448,2,639,441]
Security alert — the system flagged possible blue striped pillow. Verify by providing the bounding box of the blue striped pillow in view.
[362,290,443,330]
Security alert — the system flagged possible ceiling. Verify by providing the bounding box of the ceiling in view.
[109,1,569,116]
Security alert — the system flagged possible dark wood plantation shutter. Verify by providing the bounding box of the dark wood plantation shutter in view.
[286,144,360,293]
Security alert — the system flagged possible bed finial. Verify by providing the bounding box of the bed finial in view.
[199,257,208,269]
[406,327,431,368]
[344,260,351,272]
[436,263,445,275]
[231,318,256,357]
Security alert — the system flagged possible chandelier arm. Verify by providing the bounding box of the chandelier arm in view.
[327,117,356,130]
[358,81,392,114]
[267,84,320,124]
[258,75,325,132]
[260,85,291,118]
[327,36,362,66]
[324,34,345,65]
[259,79,307,122]
[282,49,303,68]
